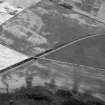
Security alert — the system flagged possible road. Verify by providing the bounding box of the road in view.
[0,0,41,71]
[0,44,28,70]
[39,32,105,58]
[73,8,105,25]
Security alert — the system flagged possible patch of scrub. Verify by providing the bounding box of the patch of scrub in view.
[0,34,14,45]
[16,10,45,32]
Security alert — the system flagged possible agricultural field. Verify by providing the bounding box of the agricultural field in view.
[45,34,105,69]
[0,44,28,70]
[0,59,105,104]
[0,0,105,56]
[0,0,105,105]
